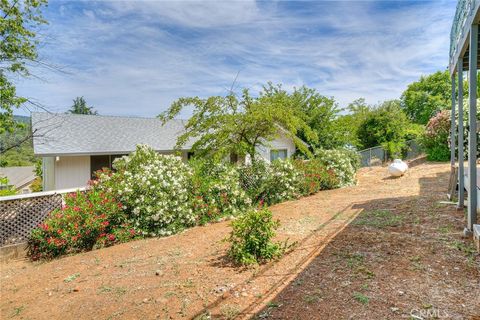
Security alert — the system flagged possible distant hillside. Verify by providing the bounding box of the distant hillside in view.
[0,115,36,167]
[13,115,30,124]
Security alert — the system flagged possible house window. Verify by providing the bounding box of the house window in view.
[270,149,288,162]
[90,154,127,178]
[90,155,110,178]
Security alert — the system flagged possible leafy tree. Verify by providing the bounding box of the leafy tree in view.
[159,85,315,162]
[0,118,36,165]
[358,100,417,158]
[401,71,451,125]
[287,86,343,150]
[401,70,480,125]
[0,142,36,166]
[68,97,98,115]
[261,84,357,152]
[347,98,371,116]
[1,0,48,134]
[334,98,372,148]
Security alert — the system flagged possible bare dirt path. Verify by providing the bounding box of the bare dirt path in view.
[1,162,479,320]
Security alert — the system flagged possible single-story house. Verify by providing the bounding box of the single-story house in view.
[32,112,299,191]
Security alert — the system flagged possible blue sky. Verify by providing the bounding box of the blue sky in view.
[15,0,456,117]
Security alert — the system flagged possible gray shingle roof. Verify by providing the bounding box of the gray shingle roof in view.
[0,166,36,189]
[31,112,193,156]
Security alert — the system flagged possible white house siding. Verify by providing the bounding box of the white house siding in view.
[254,133,296,164]
[53,156,91,191]
[43,152,190,191]
[42,157,55,191]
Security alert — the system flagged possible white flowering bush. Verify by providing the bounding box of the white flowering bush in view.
[96,145,195,236]
[264,159,302,204]
[89,144,359,244]
[315,149,360,187]
[239,159,302,205]
[190,160,251,224]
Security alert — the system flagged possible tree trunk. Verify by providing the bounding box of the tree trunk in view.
[248,150,256,164]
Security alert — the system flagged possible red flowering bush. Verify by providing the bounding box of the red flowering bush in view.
[28,189,135,260]
[293,159,338,195]
[421,110,450,161]
[424,109,450,138]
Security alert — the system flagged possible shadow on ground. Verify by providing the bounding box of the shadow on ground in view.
[248,170,480,319]
[193,168,480,319]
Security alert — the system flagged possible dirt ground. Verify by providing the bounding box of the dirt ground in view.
[1,162,479,320]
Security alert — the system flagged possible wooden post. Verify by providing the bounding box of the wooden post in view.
[458,61,465,209]
[467,23,478,232]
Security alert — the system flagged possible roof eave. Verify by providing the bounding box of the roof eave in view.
[34,149,192,157]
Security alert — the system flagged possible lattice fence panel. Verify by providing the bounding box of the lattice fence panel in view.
[0,194,63,246]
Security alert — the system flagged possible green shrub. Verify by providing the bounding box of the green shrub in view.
[238,160,270,203]
[357,100,413,158]
[0,177,16,197]
[95,145,195,237]
[315,148,359,187]
[30,177,42,192]
[32,160,43,192]
[238,159,302,205]
[28,189,134,260]
[425,144,450,161]
[227,208,283,265]
[293,159,338,195]
[420,110,450,161]
[190,159,251,224]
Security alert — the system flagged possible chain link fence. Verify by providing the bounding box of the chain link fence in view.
[358,140,422,168]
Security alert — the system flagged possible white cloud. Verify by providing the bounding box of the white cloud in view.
[15,0,455,117]
[107,0,261,28]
